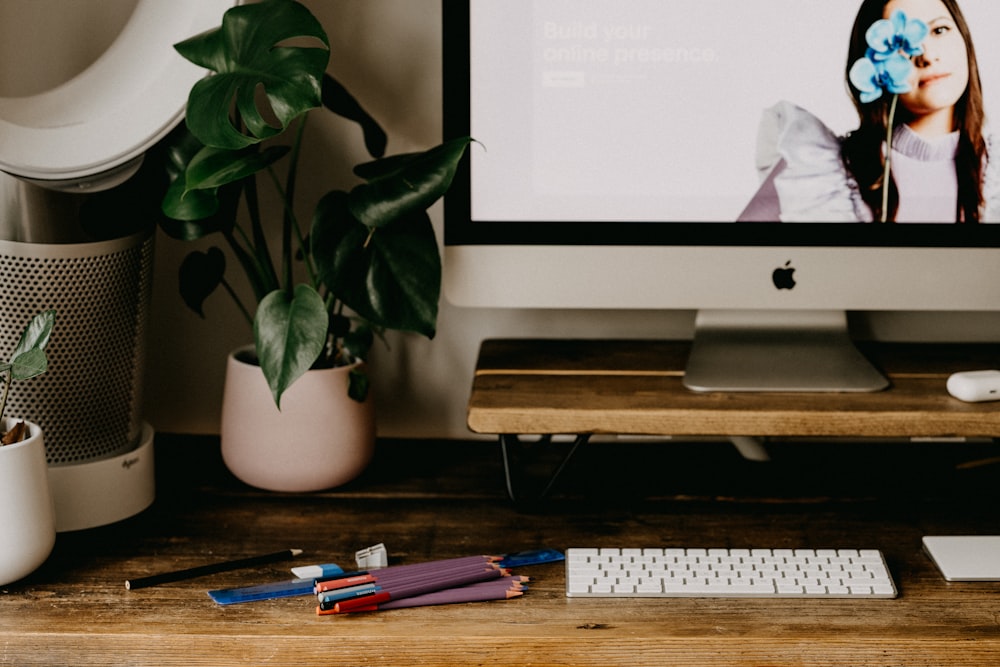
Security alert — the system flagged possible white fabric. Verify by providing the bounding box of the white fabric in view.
[750,100,1000,223]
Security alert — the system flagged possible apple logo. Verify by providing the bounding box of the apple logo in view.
[772,261,796,290]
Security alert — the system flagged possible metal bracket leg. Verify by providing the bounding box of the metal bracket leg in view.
[499,433,590,506]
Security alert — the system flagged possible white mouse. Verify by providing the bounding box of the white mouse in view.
[946,370,1000,402]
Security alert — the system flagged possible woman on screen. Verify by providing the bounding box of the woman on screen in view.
[738,0,999,223]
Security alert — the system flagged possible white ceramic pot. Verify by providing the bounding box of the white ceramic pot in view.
[220,346,376,492]
[0,419,56,586]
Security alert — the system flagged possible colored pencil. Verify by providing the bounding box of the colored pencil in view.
[317,583,380,605]
[315,558,501,593]
[329,566,506,613]
[367,563,502,587]
[319,578,528,615]
[317,567,506,611]
[125,549,303,590]
[317,571,505,611]
[314,555,498,584]
[377,583,524,610]
[314,573,377,594]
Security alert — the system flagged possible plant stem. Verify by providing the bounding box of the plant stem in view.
[0,372,9,423]
[265,166,319,290]
[222,228,273,304]
[282,118,308,295]
[220,278,254,327]
[881,94,899,223]
[244,172,280,291]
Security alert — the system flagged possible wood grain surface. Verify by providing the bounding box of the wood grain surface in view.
[1,434,998,666]
[468,340,1000,437]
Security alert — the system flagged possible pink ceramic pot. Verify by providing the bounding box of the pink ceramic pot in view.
[220,346,376,492]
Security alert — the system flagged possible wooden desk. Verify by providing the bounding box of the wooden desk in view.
[468,339,1000,438]
[1,435,999,666]
[468,339,1000,502]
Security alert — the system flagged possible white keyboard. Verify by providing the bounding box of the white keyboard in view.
[566,548,897,598]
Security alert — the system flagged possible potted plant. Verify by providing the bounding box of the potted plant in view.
[158,0,471,491]
[0,310,57,585]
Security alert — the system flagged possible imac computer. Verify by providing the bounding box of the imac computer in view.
[442,0,1000,392]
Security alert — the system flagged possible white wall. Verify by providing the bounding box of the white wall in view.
[5,1,1000,441]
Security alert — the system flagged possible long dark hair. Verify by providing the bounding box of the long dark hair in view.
[841,0,987,222]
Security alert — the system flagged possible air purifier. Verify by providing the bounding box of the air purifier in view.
[0,0,234,531]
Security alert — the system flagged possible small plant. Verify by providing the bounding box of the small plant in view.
[0,310,55,446]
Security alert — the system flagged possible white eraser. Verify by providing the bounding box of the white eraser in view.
[946,370,1000,402]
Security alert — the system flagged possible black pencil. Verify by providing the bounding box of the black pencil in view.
[125,549,303,590]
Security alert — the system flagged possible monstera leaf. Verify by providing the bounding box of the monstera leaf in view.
[312,192,440,337]
[310,138,472,337]
[254,284,329,407]
[174,0,330,150]
[348,137,472,230]
[162,142,287,227]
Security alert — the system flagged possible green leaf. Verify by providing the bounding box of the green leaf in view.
[161,177,221,223]
[162,124,207,182]
[174,0,330,150]
[343,324,375,362]
[348,137,472,230]
[348,367,370,403]
[254,284,329,407]
[312,192,440,337]
[159,130,247,230]
[179,248,226,317]
[185,145,290,192]
[9,310,55,381]
[11,310,54,360]
[10,349,47,382]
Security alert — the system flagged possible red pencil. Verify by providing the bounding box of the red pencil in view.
[314,573,377,593]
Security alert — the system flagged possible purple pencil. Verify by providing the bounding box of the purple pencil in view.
[318,576,528,615]
[373,557,498,576]
[374,582,524,610]
[361,555,499,578]
[330,567,506,614]
[315,555,499,590]
[328,562,501,592]
[332,578,526,613]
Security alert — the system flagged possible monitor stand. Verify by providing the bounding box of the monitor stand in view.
[683,309,889,393]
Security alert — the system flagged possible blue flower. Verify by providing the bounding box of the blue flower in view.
[849,10,928,103]
[866,10,928,60]
[849,52,917,103]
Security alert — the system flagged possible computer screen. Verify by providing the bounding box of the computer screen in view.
[442,0,1000,391]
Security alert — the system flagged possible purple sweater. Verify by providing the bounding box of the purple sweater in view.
[890,126,959,223]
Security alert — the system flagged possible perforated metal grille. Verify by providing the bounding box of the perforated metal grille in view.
[0,234,153,464]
